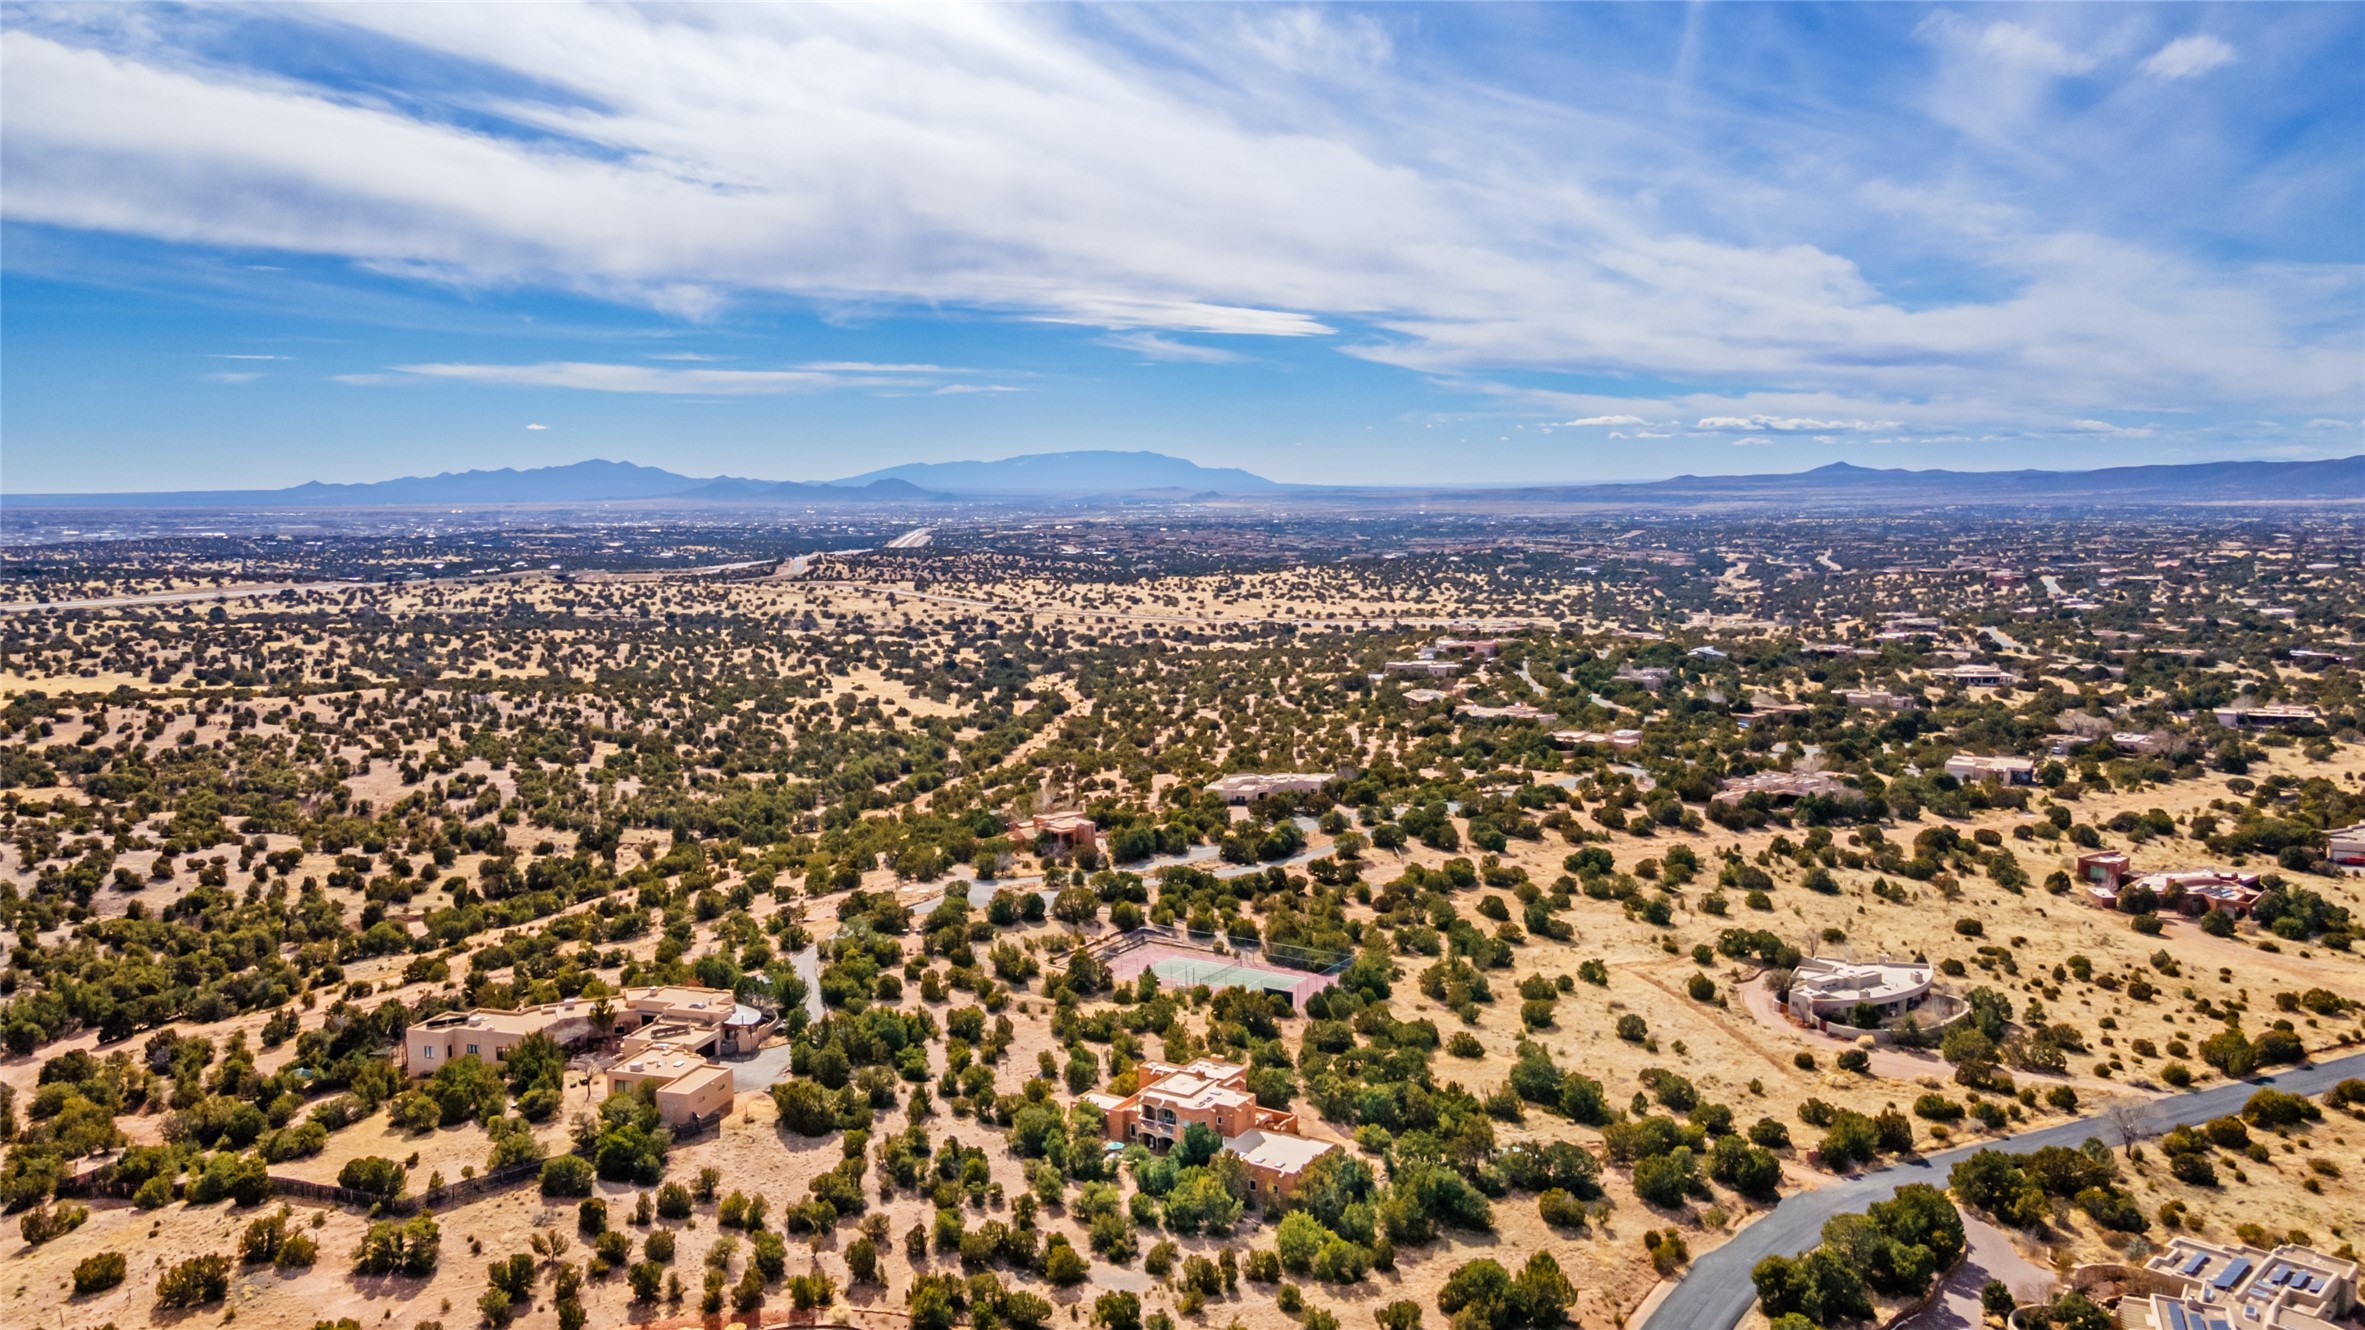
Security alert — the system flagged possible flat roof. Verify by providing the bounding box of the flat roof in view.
[1225,1129,1334,1175]
[656,1064,734,1098]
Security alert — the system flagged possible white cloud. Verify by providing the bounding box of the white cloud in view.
[374,362,864,394]
[1695,415,1900,433]
[212,353,287,360]
[1561,414,1650,428]
[524,422,548,430]
[1973,21,2097,75]
[931,383,1023,395]
[1,8,2354,441]
[2067,419,2156,438]
[2305,418,2359,430]
[1098,332,1245,364]
[2143,35,2236,80]
[204,370,262,384]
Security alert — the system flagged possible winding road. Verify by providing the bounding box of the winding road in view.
[1636,1049,2365,1330]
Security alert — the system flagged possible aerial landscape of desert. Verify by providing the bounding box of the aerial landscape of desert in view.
[4,499,2363,1330]
[5,4,2363,1330]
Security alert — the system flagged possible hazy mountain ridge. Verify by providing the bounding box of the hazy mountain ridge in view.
[9,453,2358,508]
[1454,457,2365,505]
[836,450,1283,494]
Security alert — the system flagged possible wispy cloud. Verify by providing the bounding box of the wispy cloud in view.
[2143,35,2236,80]
[1561,415,1651,428]
[2066,419,2156,438]
[0,5,2354,453]
[204,370,263,384]
[212,353,288,361]
[1696,416,1901,433]
[1098,332,1244,364]
[525,422,548,430]
[344,359,1013,396]
[371,362,859,395]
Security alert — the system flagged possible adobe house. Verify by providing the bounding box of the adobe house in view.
[1080,1058,1336,1199]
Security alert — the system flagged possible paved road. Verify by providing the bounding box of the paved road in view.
[1637,1050,2365,1330]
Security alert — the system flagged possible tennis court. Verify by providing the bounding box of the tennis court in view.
[1102,939,1336,1008]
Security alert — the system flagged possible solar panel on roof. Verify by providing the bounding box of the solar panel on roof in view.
[2212,1257,2252,1290]
[2162,1303,2190,1330]
[2206,1319,2231,1330]
[2184,1253,2209,1275]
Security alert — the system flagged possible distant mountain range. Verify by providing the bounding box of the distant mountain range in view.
[1424,456,2365,507]
[840,450,1281,495]
[11,451,1275,507]
[10,452,2360,509]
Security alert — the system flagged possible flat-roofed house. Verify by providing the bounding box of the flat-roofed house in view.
[404,984,751,1129]
[2140,1236,2357,1329]
[1023,812,1099,855]
[2137,869,2264,918]
[1455,703,1551,721]
[1432,637,1505,658]
[1384,659,1460,678]
[2215,705,2322,730]
[2074,850,2131,907]
[1944,754,2037,785]
[1843,689,1923,711]
[1735,696,1812,730]
[1785,957,1933,1029]
[2329,822,2365,869]
[1209,773,1332,804]
[1938,664,2023,687]
[602,1048,736,1127]
[1710,771,1852,807]
[404,985,751,1075]
[1084,1058,1336,1198]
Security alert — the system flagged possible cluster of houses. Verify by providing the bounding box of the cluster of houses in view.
[1080,1057,1337,1199]
[1379,634,1510,681]
[404,985,764,1127]
[2137,1236,2357,1330]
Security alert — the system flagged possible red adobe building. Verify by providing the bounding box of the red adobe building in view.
[1081,1058,1336,1198]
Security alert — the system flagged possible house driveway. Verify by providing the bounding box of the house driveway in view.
[1894,1214,2056,1329]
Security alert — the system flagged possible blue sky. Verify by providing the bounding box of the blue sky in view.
[2,3,2359,492]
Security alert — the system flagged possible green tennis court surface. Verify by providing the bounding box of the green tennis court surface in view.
[1149,955,1291,990]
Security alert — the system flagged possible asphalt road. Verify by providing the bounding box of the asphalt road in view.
[1637,1049,2365,1330]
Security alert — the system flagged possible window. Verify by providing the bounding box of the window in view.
[466,1043,479,1056]
[422,1045,434,1060]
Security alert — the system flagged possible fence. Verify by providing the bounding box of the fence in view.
[1102,923,1349,976]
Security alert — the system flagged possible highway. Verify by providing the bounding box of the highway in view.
[1637,1049,2365,1330]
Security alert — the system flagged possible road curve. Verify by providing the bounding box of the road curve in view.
[1637,1049,2365,1330]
